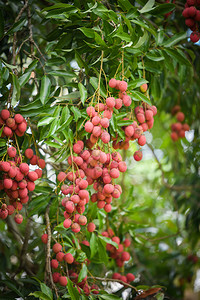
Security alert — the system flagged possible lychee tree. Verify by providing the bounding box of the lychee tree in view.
[0,0,200,299]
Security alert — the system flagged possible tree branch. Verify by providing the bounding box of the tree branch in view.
[87,276,138,292]
[45,205,59,298]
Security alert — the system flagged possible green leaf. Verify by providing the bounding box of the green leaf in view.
[45,119,59,138]
[90,233,98,258]
[1,60,17,70]
[139,0,155,13]
[79,27,95,38]
[131,19,156,36]
[38,117,56,127]
[95,32,107,47]
[97,239,108,263]
[11,74,20,106]
[76,251,87,263]
[118,0,134,11]
[162,32,187,47]
[78,263,87,283]
[6,18,26,35]
[146,52,164,62]
[98,235,118,249]
[164,48,191,67]
[100,294,123,300]
[128,79,148,89]
[58,115,73,132]
[40,283,53,300]
[0,280,24,297]
[151,3,175,15]
[133,31,149,48]
[131,91,152,105]
[56,91,80,102]
[67,279,80,300]
[70,106,81,121]
[90,77,107,98]
[25,60,38,72]
[48,70,75,77]
[60,106,70,124]
[0,139,6,147]
[75,51,89,73]
[19,72,31,87]
[78,83,87,105]
[117,120,134,127]
[29,291,52,300]
[40,76,51,105]
[45,141,62,148]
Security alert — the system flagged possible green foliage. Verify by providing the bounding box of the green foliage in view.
[0,0,199,299]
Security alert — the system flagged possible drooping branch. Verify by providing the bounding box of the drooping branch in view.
[87,276,138,292]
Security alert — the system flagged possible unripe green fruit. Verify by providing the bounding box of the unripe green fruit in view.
[140,83,148,93]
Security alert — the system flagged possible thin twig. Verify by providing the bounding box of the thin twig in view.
[45,205,59,298]
[12,1,29,66]
[87,276,138,292]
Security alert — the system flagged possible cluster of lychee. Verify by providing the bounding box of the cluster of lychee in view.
[112,102,157,161]
[101,229,135,285]
[0,146,45,223]
[57,141,125,230]
[57,142,95,233]
[89,150,124,212]
[85,80,157,163]
[170,106,190,141]
[84,80,131,147]
[41,239,99,295]
[0,109,27,137]
[182,0,200,43]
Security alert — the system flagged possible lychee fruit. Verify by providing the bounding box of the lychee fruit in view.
[87,222,96,232]
[52,243,62,253]
[140,83,148,93]
[7,147,17,158]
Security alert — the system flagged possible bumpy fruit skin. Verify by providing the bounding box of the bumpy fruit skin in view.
[190,31,200,42]
[87,222,96,232]
[133,150,143,161]
[7,147,17,158]
[118,81,128,92]
[138,135,146,146]
[121,251,130,261]
[64,253,74,264]
[28,171,38,181]
[140,83,148,93]
[126,273,135,282]
[14,214,23,224]
[63,218,72,228]
[71,222,81,233]
[109,78,117,88]
[59,276,68,286]
[52,243,62,253]
[51,259,59,269]
[56,252,65,262]
[112,272,121,280]
[41,233,48,244]
[123,238,131,247]
[52,272,60,283]
[1,109,10,120]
